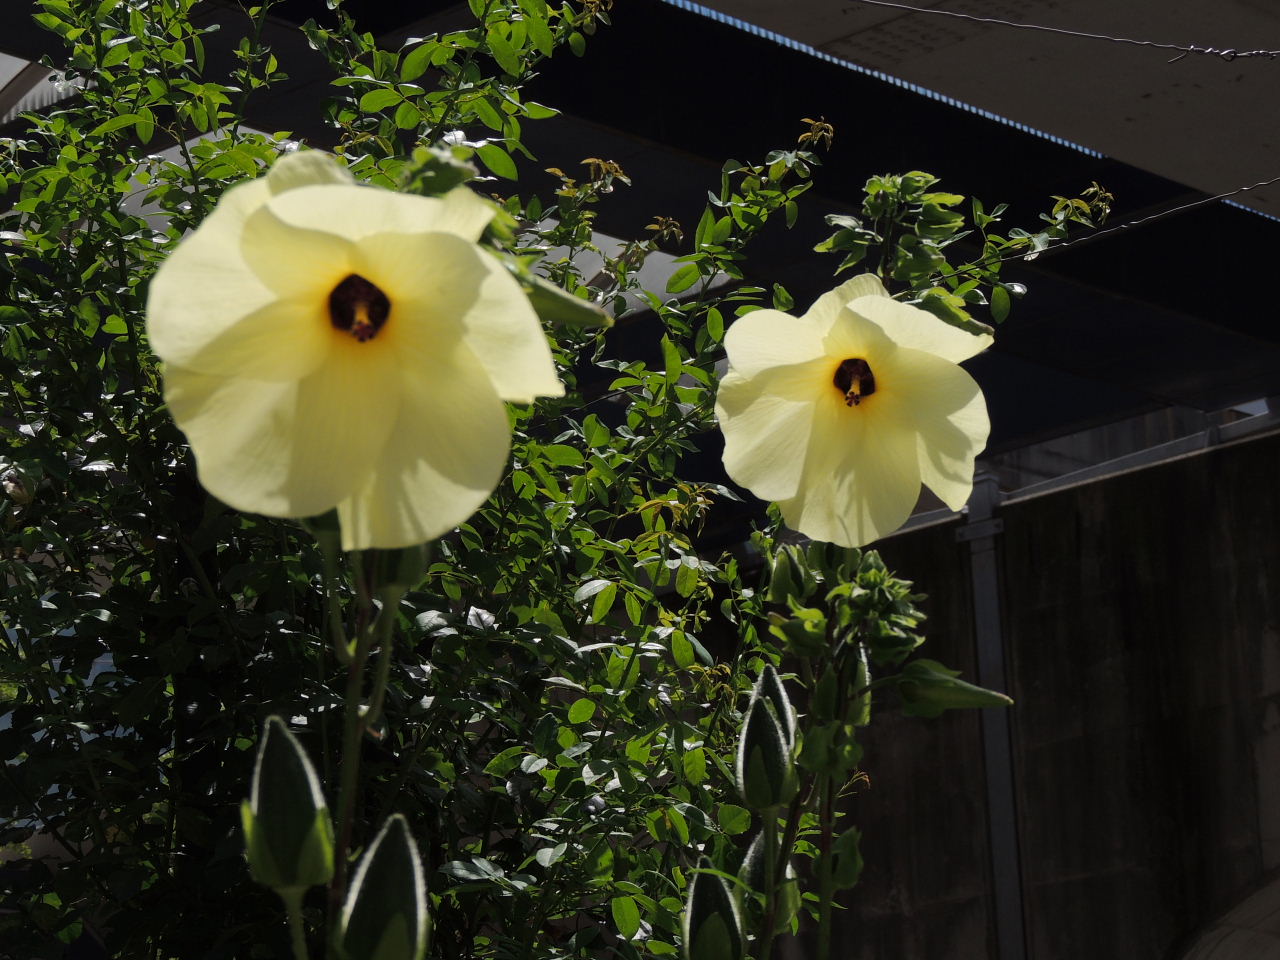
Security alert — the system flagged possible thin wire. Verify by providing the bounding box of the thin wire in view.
[845,0,1280,62]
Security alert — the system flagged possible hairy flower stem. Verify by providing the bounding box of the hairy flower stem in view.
[328,597,399,943]
[816,775,836,960]
[281,888,310,960]
[758,814,780,960]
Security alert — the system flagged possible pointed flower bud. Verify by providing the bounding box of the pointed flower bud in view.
[735,678,798,811]
[682,858,744,960]
[754,664,796,749]
[241,716,334,893]
[766,548,799,605]
[338,814,430,960]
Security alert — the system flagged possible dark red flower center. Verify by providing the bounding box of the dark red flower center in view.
[329,274,390,342]
[833,358,876,406]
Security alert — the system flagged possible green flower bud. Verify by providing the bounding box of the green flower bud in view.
[765,548,799,605]
[812,667,839,722]
[241,716,334,894]
[897,658,1013,718]
[338,815,430,960]
[736,693,797,811]
[754,664,796,748]
[766,606,828,658]
[682,859,743,960]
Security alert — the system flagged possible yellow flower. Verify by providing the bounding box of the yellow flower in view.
[146,150,564,550]
[715,275,991,547]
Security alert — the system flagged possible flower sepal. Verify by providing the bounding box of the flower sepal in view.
[523,273,613,329]
[896,658,1013,718]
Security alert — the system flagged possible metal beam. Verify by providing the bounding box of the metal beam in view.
[960,475,1028,960]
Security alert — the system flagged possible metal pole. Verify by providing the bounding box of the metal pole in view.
[957,474,1028,959]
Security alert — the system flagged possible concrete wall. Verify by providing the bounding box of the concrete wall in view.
[839,431,1280,959]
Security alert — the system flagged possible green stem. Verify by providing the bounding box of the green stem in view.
[328,591,401,940]
[281,888,310,960]
[758,813,779,960]
[364,591,403,727]
[816,776,836,960]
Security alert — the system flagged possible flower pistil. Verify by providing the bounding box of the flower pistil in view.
[833,357,876,407]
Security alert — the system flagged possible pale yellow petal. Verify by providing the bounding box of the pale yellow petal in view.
[353,231,562,403]
[776,385,923,547]
[716,360,825,502]
[820,305,898,371]
[265,150,354,194]
[849,295,992,362]
[804,273,890,333]
[178,296,334,382]
[723,309,825,378]
[147,177,274,368]
[262,184,459,243]
[165,339,400,518]
[336,344,511,550]
[434,186,498,242]
[240,201,356,300]
[149,177,353,380]
[889,348,990,510]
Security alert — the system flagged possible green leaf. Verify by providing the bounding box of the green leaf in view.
[476,142,518,180]
[990,284,1011,323]
[590,583,617,623]
[484,746,524,777]
[535,843,567,867]
[133,109,155,144]
[574,579,612,604]
[568,698,596,724]
[665,262,700,294]
[101,42,132,67]
[359,88,402,112]
[394,101,422,130]
[671,631,694,669]
[400,42,435,82]
[583,415,609,448]
[716,804,751,835]
[682,747,707,784]
[661,335,681,385]
[487,27,521,75]
[831,826,863,889]
[89,114,141,137]
[706,307,724,342]
[541,444,584,467]
[675,561,698,598]
[526,15,554,56]
[611,895,641,939]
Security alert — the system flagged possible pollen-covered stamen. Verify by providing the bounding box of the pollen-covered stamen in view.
[833,358,876,407]
[329,274,391,342]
